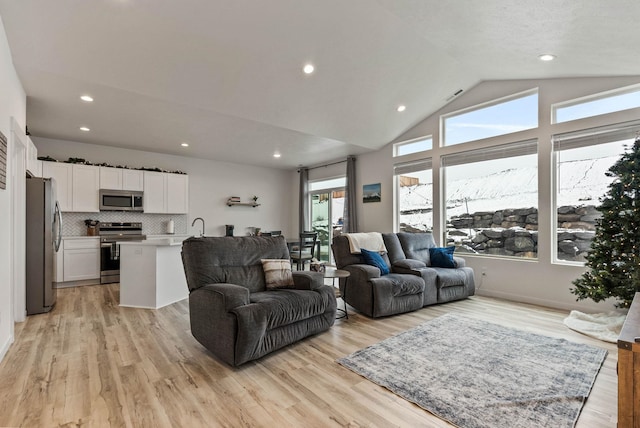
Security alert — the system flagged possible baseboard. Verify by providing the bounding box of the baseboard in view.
[476,288,614,313]
[0,333,14,364]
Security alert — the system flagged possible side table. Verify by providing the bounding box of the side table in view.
[323,267,350,319]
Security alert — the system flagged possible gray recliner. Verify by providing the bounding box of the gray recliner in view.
[331,232,475,318]
[182,235,337,366]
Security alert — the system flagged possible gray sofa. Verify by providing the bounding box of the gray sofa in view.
[182,235,337,366]
[331,232,475,318]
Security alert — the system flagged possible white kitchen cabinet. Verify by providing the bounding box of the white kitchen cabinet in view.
[100,167,144,191]
[42,162,73,211]
[72,164,100,212]
[26,136,40,176]
[143,171,188,214]
[166,173,189,214]
[143,171,166,213]
[99,167,122,190]
[53,247,64,283]
[62,238,100,282]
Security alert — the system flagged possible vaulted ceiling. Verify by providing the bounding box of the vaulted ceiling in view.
[1,1,639,169]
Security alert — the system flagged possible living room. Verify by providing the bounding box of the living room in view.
[1,2,640,427]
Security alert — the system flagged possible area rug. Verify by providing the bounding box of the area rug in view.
[563,310,627,343]
[337,313,607,428]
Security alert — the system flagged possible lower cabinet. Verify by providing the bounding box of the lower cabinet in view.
[61,238,100,282]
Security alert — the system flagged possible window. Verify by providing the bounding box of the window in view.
[394,159,432,232]
[552,84,640,124]
[442,140,538,258]
[442,90,538,146]
[394,136,432,157]
[553,120,640,262]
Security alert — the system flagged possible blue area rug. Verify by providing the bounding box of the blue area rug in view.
[338,313,607,428]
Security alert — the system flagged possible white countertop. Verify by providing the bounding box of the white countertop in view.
[118,237,186,246]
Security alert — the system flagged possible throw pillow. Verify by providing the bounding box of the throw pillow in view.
[261,259,295,289]
[429,246,456,268]
[361,248,390,275]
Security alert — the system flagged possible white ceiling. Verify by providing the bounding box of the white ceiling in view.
[1,0,639,169]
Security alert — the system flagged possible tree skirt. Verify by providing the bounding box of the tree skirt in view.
[563,310,627,343]
[338,314,607,428]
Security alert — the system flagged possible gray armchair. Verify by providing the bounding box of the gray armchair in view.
[182,235,336,366]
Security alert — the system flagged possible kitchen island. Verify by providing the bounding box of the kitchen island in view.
[118,237,189,309]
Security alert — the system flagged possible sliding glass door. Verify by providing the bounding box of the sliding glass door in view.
[309,178,346,264]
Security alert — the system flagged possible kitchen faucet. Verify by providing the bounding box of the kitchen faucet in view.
[191,217,205,237]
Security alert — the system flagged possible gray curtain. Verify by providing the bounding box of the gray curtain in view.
[342,155,358,233]
[298,167,309,233]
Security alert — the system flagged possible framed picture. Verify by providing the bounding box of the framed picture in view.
[0,130,6,190]
[363,183,381,203]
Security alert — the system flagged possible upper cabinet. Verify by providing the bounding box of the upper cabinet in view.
[42,161,187,214]
[100,166,144,191]
[122,169,144,191]
[26,136,41,177]
[72,165,100,212]
[41,162,73,211]
[143,171,188,214]
[166,173,189,214]
[42,162,99,212]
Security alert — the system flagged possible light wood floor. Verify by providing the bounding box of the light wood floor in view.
[0,284,618,428]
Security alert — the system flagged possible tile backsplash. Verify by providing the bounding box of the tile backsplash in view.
[62,212,188,236]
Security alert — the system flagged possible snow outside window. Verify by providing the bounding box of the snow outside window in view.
[442,140,538,258]
[395,159,432,232]
[553,120,640,263]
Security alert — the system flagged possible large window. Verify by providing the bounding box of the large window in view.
[553,121,640,262]
[442,140,538,258]
[394,136,432,157]
[442,90,538,146]
[394,159,432,232]
[552,84,640,124]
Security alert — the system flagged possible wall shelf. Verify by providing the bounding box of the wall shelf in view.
[227,199,260,207]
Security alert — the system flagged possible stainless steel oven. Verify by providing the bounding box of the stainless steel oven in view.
[99,222,146,284]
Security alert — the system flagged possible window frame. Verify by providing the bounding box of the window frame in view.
[393,135,433,157]
[551,119,640,265]
[551,83,640,124]
[440,139,539,259]
[440,88,538,147]
[394,158,433,233]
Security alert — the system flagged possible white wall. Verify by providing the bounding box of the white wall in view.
[0,17,27,361]
[34,137,295,238]
[353,76,640,312]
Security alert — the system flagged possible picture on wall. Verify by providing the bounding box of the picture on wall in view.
[0,130,6,190]
[363,183,381,203]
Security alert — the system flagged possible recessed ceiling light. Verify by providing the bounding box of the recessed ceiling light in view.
[181,142,189,147]
[273,153,281,158]
[397,105,406,112]
[79,126,90,132]
[538,54,556,61]
[303,64,315,74]
[80,95,94,102]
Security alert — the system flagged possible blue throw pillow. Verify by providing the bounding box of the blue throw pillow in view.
[361,248,390,275]
[429,246,456,268]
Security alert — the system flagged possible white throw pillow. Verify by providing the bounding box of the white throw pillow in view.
[261,259,295,289]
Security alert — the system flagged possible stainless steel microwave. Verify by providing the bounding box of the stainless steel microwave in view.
[99,189,144,211]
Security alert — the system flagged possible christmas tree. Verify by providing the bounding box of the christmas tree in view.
[571,135,640,308]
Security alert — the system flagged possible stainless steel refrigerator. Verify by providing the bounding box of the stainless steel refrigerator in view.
[26,176,62,315]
